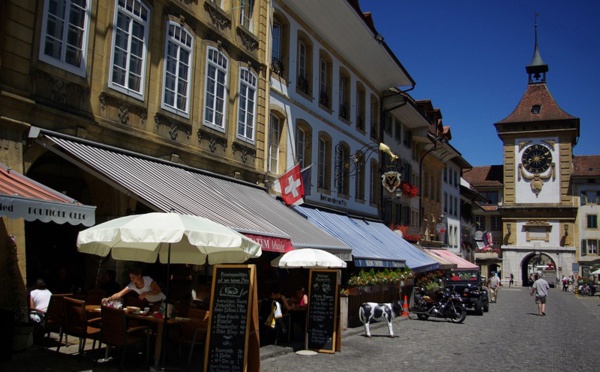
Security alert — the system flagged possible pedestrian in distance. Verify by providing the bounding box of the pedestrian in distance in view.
[489,274,500,303]
[530,273,550,316]
[509,273,514,288]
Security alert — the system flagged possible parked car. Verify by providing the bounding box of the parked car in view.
[444,270,489,315]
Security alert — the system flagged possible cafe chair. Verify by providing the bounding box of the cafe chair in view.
[35,293,71,348]
[99,306,150,371]
[168,308,209,371]
[57,297,101,356]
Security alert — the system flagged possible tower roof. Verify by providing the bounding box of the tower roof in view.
[496,83,577,124]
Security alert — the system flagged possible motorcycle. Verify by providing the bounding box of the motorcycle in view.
[411,286,467,323]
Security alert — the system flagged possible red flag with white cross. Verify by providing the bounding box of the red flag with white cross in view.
[279,164,305,206]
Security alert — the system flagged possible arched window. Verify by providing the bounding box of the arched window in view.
[317,133,331,191]
[237,68,257,142]
[204,47,229,130]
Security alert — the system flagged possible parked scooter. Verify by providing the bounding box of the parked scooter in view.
[411,286,467,323]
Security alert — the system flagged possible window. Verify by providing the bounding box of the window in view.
[296,127,306,169]
[268,114,281,173]
[454,197,458,218]
[394,120,402,142]
[384,112,393,135]
[581,240,587,257]
[272,21,282,66]
[587,214,598,229]
[161,22,193,117]
[587,239,598,255]
[370,95,378,140]
[355,151,365,201]
[204,47,228,130]
[475,215,485,231]
[491,216,502,231]
[317,135,331,190]
[482,191,499,205]
[370,160,380,205]
[356,83,366,131]
[581,191,587,206]
[237,68,257,142]
[336,143,350,196]
[403,128,412,148]
[443,167,448,183]
[339,70,350,120]
[318,52,332,108]
[239,0,255,33]
[39,0,91,76]
[296,34,312,95]
[109,0,150,99]
[444,192,448,213]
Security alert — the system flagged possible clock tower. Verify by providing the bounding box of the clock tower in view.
[494,22,580,286]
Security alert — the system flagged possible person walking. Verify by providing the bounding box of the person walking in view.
[530,273,550,316]
[489,274,500,303]
[509,273,514,288]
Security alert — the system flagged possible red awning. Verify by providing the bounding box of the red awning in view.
[426,249,479,270]
[243,233,293,253]
[0,162,95,226]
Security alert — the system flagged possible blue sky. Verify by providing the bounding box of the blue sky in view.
[363,1,600,166]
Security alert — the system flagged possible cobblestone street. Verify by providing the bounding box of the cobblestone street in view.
[261,287,600,372]
[2,287,599,371]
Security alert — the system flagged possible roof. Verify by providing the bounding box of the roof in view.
[573,155,600,177]
[37,133,350,253]
[0,162,96,226]
[426,249,479,270]
[462,165,504,188]
[497,83,577,124]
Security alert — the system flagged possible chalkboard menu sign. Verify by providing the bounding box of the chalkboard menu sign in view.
[204,265,256,372]
[306,269,339,353]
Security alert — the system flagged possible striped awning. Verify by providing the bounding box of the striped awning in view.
[35,132,350,255]
[0,162,95,226]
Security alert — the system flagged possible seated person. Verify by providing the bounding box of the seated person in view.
[29,278,52,323]
[289,288,308,310]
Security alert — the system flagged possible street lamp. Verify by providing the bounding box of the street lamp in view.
[418,138,447,237]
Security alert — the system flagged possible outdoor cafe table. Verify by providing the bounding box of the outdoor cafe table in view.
[86,305,193,369]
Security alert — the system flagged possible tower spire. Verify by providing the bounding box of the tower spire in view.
[526,13,549,84]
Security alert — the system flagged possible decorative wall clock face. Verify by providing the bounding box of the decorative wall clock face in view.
[521,144,552,174]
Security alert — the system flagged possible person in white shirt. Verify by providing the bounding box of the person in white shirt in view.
[488,274,500,303]
[29,278,52,323]
[531,273,550,316]
[104,267,166,305]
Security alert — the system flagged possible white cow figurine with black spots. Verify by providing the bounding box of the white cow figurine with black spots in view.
[358,301,403,338]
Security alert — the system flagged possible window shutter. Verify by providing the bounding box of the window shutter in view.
[581,195,587,205]
[581,240,587,256]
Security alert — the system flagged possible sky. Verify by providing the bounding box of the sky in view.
[362,1,600,167]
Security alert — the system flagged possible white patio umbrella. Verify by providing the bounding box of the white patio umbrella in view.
[76,212,262,265]
[77,212,262,368]
[270,248,347,269]
[591,268,600,275]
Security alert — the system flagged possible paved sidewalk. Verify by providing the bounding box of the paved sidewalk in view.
[0,317,404,371]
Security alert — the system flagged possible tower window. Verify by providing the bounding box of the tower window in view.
[531,104,541,114]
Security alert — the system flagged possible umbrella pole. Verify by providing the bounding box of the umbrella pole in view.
[160,243,172,369]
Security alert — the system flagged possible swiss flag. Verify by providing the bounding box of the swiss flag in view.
[279,164,305,206]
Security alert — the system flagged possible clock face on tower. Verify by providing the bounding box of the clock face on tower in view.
[521,144,552,174]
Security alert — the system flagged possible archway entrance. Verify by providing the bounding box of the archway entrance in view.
[520,252,556,287]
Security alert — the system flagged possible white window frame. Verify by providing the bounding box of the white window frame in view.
[109,0,150,100]
[319,58,328,97]
[239,0,255,33]
[297,40,306,79]
[236,68,257,143]
[161,21,193,118]
[296,127,306,168]
[268,114,280,173]
[39,0,91,77]
[587,239,598,255]
[318,138,326,189]
[204,47,229,131]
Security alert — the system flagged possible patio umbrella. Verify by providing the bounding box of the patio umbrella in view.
[76,212,261,368]
[591,268,600,275]
[76,212,262,265]
[270,248,347,269]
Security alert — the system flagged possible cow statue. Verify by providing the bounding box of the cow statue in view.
[358,301,403,338]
